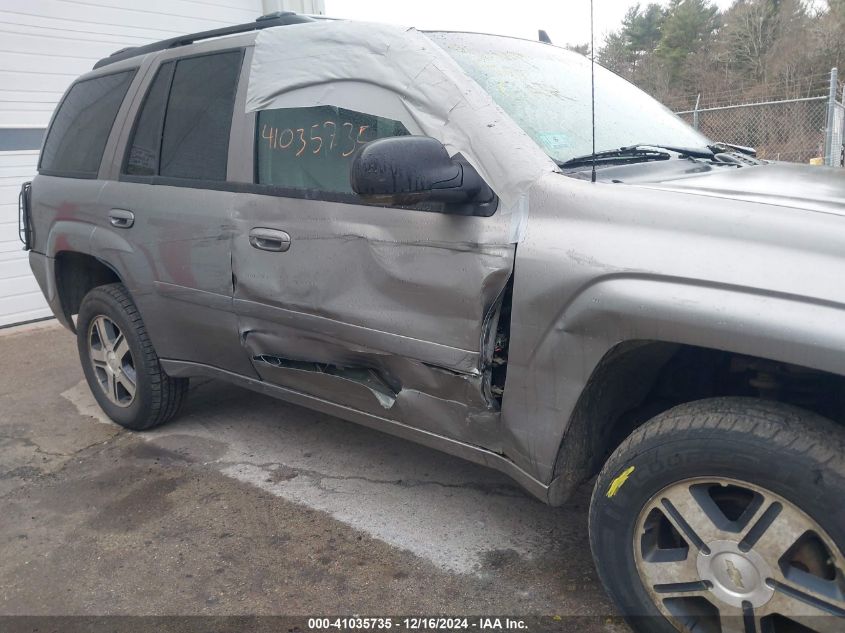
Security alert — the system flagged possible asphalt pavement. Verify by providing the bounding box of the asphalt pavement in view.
[0,320,623,631]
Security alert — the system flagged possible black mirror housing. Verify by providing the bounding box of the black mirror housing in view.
[350,136,494,211]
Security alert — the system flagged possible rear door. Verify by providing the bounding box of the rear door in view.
[229,95,515,449]
[97,48,255,377]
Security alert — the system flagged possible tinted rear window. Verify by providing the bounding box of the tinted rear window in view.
[125,62,175,176]
[159,51,242,180]
[40,70,135,178]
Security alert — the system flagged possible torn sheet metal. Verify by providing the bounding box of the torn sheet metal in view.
[243,327,502,451]
[245,21,556,243]
[254,354,398,409]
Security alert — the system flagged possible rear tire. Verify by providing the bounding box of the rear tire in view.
[589,397,845,633]
[77,283,188,430]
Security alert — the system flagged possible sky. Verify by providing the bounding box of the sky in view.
[323,0,739,49]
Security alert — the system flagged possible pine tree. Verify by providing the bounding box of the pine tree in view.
[656,0,720,84]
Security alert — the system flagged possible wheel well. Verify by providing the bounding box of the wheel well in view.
[55,252,121,331]
[548,341,845,505]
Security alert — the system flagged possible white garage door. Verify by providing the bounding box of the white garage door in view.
[0,0,281,327]
[0,150,47,327]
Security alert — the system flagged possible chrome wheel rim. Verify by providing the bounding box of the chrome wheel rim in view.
[88,315,136,408]
[634,477,845,632]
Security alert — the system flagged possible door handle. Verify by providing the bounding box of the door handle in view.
[108,208,134,229]
[249,228,291,252]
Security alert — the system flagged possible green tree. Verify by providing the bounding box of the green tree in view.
[598,31,629,73]
[598,3,667,93]
[625,3,666,58]
[597,0,843,108]
[656,0,720,84]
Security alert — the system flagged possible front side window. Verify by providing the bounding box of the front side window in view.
[40,70,135,177]
[255,105,410,194]
[124,50,242,181]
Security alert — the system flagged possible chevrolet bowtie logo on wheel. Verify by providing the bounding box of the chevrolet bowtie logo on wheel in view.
[724,559,745,590]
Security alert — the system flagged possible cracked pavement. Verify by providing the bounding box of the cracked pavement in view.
[0,321,622,629]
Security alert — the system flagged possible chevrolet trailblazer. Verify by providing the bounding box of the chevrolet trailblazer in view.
[20,12,845,633]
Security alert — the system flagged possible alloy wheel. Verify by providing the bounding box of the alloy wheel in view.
[88,315,137,408]
[634,477,845,633]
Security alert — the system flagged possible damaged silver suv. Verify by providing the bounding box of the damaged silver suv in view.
[21,11,845,633]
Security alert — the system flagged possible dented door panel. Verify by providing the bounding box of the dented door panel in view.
[231,192,514,450]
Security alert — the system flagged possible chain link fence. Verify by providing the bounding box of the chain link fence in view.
[673,68,844,166]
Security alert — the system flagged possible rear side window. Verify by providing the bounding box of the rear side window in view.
[124,50,242,181]
[40,70,135,178]
[256,106,410,194]
[125,62,174,176]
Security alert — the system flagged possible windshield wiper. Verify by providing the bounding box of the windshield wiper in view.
[558,146,671,169]
[708,142,757,157]
[558,143,718,169]
[621,142,758,158]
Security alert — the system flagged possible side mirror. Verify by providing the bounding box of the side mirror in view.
[350,136,494,210]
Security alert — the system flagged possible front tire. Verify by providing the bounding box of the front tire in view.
[590,398,845,633]
[77,283,188,430]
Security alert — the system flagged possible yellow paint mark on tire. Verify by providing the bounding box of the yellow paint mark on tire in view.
[606,466,635,498]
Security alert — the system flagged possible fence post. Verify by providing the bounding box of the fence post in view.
[693,93,701,130]
[825,67,838,166]
[840,82,845,167]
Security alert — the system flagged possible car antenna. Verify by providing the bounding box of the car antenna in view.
[590,0,597,183]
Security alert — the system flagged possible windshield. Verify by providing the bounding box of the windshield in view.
[427,32,710,164]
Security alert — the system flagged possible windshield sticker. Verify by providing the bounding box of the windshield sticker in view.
[538,133,570,152]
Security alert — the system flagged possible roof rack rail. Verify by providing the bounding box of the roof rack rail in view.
[93,11,315,70]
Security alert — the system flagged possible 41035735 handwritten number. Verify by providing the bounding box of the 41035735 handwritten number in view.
[261,120,371,158]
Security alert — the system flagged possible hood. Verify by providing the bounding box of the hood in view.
[632,162,845,216]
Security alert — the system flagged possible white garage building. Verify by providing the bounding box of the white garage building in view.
[0,0,324,327]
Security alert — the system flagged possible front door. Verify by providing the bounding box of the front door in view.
[230,103,514,449]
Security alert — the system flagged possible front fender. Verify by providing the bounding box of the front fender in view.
[500,274,845,494]
[567,275,845,375]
